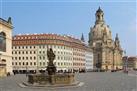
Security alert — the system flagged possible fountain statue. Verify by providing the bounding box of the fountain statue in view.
[24,47,79,87]
[46,48,56,75]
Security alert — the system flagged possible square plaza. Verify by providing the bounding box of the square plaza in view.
[0,72,137,91]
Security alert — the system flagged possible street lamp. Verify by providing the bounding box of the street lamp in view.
[113,49,114,71]
[112,48,115,72]
[123,50,128,73]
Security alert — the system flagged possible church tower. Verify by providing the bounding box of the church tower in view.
[88,7,123,71]
[81,33,85,42]
[95,7,104,24]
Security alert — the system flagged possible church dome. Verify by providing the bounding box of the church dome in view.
[90,7,112,40]
[92,24,112,40]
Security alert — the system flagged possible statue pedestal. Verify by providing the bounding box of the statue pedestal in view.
[46,65,56,75]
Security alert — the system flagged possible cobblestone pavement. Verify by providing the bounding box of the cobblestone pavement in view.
[0,71,136,91]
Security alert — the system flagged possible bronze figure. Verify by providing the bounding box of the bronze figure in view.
[46,48,56,75]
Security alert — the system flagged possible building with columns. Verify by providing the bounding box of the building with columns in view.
[0,17,13,77]
[88,7,123,70]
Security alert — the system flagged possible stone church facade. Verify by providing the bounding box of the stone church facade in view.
[88,7,123,70]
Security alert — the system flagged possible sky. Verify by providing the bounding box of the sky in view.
[0,0,136,56]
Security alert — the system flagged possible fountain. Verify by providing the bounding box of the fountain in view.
[23,48,79,87]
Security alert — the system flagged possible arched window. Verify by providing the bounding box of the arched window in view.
[0,32,6,52]
[97,15,100,20]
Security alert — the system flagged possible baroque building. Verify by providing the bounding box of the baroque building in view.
[0,17,13,77]
[88,7,123,70]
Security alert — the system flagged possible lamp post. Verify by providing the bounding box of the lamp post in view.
[112,48,115,72]
[126,57,128,73]
[124,50,128,73]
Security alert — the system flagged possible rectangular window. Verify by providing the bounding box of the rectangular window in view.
[43,62,45,65]
[26,62,28,65]
[26,57,28,60]
[23,62,25,65]
[39,56,41,60]
[43,56,45,60]
[39,51,41,54]
[22,57,24,60]
[34,62,36,65]
[30,62,32,65]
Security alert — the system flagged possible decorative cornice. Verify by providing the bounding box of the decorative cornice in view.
[0,18,13,29]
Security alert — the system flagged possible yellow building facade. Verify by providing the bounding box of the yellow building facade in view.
[0,17,13,77]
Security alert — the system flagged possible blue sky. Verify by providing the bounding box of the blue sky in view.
[0,0,136,56]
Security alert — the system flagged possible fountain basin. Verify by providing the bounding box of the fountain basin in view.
[28,73,75,85]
